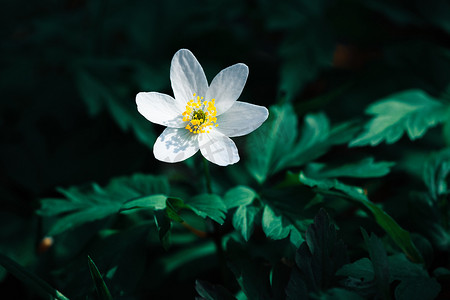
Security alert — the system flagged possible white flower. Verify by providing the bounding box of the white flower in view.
[136,49,269,166]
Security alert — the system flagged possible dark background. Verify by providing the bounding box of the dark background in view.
[2,0,450,298]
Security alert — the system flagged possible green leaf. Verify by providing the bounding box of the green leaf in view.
[305,157,395,179]
[270,262,292,300]
[319,288,366,300]
[247,104,357,183]
[350,89,449,147]
[0,253,69,300]
[87,256,113,300]
[38,174,169,235]
[261,205,291,240]
[395,277,441,300]
[159,240,217,275]
[232,205,260,241]
[388,254,441,300]
[74,59,161,149]
[257,185,315,246]
[195,280,236,300]
[226,239,272,300]
[287,209,349,295]
[166,197,187,223]
[154,210,172,250]
[246,104,298,183]
[224,186,257,209]
[285,268,308,300]
[186,194,227,225]
[276,112,331,170]
[422,148,450,201]
[434,267,450,279]
[336,258,375,282]
[361,229,390,300]
[120,194,167,212]
[46,206,120,236]
[299,172,424,263]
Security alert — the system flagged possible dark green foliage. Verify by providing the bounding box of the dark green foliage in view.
[87,256,112,300]
[361,229,391,299]
[0,254,69,300]
[186,194,228,225]
[298,173,424,263]
[338,231,441,300]
[286,209,349,298]
[247,105,356,183]
[38,174,169,236]
[2,0,450,299]
[195,280,236,300]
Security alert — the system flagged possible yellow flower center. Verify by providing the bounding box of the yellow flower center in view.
[182,93,218,134]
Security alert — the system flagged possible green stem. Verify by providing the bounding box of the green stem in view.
[202,158,228,283]
[203,158,213,194]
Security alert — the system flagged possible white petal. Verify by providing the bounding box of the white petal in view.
[199,130,239,166]
[215,101,269,137]
[170,49,208,104]
[206,63,248,115]
[136,92,185,128]
[153,128,199,163]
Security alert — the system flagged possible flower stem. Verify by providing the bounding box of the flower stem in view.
[203,158,213,194]
[202,158,227,283]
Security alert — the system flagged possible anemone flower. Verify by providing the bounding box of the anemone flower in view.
[136,49,268,166]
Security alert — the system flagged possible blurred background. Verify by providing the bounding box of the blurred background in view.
[1,0,450,298]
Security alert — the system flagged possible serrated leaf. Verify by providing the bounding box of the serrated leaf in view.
[258,186,314,245]
[422,148,450,201]
[277,112,330,169]
[388,254,441,300]
[336,258,375,282]
[0,253,69,300]
[361,229,390,300]
[232,205,260,241]
[247,105,357,183]
[87,256,113,300]
[186,194,227,225]
[246,104,298,183]
[287,209,349,295]
[120,194,167,212]
[299,172,424,263]
[261,205,290,240]
[350,89,449,147]
[47,206,121,236]
[195,280,236,300]
[305,157,395,179]
[223,186,257,209]
[38,174,169,235]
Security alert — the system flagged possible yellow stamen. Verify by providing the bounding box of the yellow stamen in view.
[182,93,219,134]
